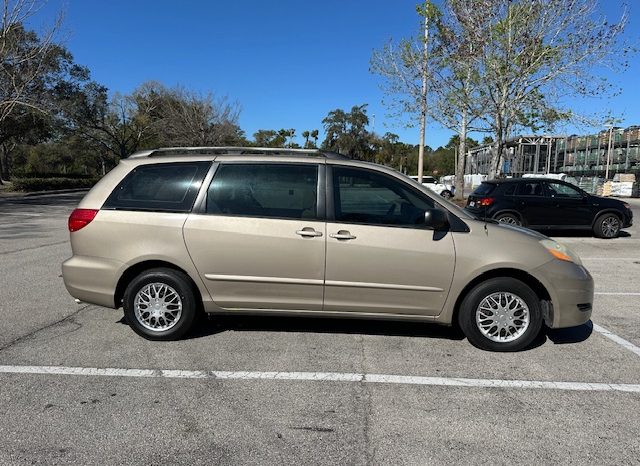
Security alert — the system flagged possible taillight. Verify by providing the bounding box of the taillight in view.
[477,197,495,207]
[68,209,98,232]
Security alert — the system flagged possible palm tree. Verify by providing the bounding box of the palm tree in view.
[310,129,319,148]
[302,130,310,148]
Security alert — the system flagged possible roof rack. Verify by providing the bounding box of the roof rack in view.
[128,146,349,159]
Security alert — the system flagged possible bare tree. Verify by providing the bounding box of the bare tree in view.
[457,0,630,178]
[155,86,242,147]
[370,1,440,182]
[0,0,62,124]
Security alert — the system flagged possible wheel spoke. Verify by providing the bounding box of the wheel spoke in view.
[134,282,183,332]
[475,292,530,343]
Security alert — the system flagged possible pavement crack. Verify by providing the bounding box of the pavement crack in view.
[0,240,68,256]
[0,304,92,354]
[357,334,376,465]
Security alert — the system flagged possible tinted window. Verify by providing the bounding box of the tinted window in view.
[546,181,583,198]
[516,181,544,196]
[502,184,517,196]
[207,164,318,219]
[104,162,210,212]
[473,183,496,196]
[333,166,434,226]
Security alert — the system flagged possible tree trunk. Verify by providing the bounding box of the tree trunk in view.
[417,13,429,183]
[454,114,468,201]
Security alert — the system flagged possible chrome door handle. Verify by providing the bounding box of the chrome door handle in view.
[329,231,356,240]
[296,228,323,237]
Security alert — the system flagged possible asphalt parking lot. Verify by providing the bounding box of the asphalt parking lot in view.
[1,192,639,465]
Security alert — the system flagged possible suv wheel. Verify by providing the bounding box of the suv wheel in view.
[458,277,543,352]
[593,213,621,239]
[495,213,522,226]
[123,268,197,340]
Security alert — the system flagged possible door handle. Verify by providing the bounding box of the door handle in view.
[329,230,356,240]
[296,228,323,237]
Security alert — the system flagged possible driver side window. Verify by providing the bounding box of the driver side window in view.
[546,181,583,199]
[332,166,434,226]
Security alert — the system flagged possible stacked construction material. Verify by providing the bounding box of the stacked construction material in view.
[602,181,612,197]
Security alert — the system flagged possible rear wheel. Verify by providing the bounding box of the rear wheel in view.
[593,213,621,239]
[440,190,453,199]
[495,212,522,226]
[458,277,543,352]
[123,268,198,340]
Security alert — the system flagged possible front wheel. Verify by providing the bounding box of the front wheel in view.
[440,190,453,199]
[458,277,543,351]
[123,268,198,341]
[593,213,621,239]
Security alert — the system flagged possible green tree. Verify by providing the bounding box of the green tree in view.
[321,104,372,160]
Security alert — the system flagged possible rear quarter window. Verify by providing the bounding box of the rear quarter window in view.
[472,183,496,196]
[103,162,210,212]
[501,184,517,196]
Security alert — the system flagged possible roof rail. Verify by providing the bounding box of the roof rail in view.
[128,146,349,159]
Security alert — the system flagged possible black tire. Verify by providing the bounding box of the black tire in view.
[440,190,453,199]
[494,212,522,226]
[458,277,543,352]
[123,268,198,341]
[593,213,621,239]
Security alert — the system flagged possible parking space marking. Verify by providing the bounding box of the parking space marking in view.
[0,364,639,393]
[593,323,640,358]
[595,292,640,296]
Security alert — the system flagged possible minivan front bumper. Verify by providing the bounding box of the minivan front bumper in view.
[532,260,594,328]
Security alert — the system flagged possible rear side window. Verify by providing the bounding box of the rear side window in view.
[207,164,318,220]
[473,183,496,196]
[502,184,517,196]
[516,181,544,196]
[103,162,210,212]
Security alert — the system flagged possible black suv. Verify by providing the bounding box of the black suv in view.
[465,178,633,238]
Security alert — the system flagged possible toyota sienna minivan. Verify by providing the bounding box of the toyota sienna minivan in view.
[62,147,594,351]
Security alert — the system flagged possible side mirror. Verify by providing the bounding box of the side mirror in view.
[423,208,449,230]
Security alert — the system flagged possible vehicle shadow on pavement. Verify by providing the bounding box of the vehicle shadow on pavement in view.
[547,230,631,238]
[187,315,468,342]
[545,320,593,344]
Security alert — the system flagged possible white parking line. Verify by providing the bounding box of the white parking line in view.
[593,323,640,358]
[0,364,639,393]
[595,292,640,296]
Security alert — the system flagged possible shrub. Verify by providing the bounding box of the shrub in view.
[11,177,101,192]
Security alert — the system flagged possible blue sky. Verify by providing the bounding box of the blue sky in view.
[32,0,640,148]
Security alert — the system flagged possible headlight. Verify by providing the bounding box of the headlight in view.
[539,239,582,265]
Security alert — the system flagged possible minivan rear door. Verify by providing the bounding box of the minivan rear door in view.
[183,162,326,311]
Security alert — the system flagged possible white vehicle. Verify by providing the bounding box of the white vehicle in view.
[409,176,454,198]
[522,173,579,187]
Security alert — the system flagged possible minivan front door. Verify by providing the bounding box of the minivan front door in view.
[324,166,455,316]
[184,162,325,311]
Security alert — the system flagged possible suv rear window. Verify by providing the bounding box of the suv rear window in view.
[103,162,210,212]
[472,182,496,196]
[206,163,318,220]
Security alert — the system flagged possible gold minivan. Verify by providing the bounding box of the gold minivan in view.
[62,147,593,351]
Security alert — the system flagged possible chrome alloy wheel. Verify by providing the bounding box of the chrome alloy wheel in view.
[475,292,530,343]
[497,215,521,226]
[134,283,183,332]
[601,216,620,238]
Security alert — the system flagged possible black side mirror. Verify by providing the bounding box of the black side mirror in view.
[423,208,449,230]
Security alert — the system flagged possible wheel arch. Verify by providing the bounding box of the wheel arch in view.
[114,260,204,309]
[493,210,524,222]
[591,209,623,228]
[451,267,551,327]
